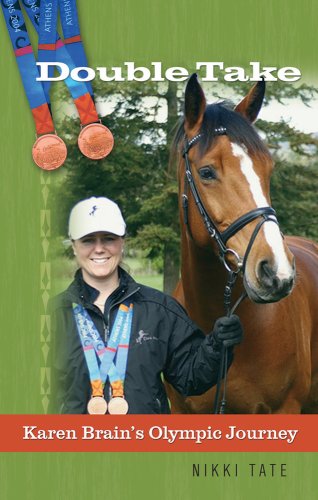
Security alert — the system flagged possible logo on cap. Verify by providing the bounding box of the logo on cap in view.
[89,205,98,216]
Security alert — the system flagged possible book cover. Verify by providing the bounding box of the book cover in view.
[0,1,317,499]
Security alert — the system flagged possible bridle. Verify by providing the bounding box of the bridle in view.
[182,129,279,413]
[182,130,278,278]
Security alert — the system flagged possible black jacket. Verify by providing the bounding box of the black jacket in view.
[50,268,231,414]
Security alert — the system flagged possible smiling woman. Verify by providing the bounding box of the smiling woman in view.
[50,196,244,415]
[73,232,124,310]
[68,198,126,311]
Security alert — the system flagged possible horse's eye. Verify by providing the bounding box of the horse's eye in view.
[199,166,217,181]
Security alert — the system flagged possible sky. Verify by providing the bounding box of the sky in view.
[259,98,318,134]
[99,90,318,135]
[64,83,318,135]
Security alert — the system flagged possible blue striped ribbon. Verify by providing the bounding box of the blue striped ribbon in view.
[1,0,50,110]
[73,302,133,388]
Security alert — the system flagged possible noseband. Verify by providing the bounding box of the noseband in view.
[182,130,279,414]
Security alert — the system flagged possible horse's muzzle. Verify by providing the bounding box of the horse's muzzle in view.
[244,259,296,303]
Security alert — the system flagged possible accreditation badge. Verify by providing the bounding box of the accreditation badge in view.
[32,134,67,170]
[78,123,114,160]
[108,397,129,415]
[87,396,108,415]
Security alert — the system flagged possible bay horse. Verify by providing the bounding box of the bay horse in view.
[167,74,318,414]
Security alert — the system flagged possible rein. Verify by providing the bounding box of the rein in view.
[182,130,279,414]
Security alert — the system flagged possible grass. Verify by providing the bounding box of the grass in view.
[132,273,163,290]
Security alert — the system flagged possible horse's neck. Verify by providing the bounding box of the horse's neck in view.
[179,233,228,331]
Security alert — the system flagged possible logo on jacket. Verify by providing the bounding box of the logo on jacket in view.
[136,330,158,344]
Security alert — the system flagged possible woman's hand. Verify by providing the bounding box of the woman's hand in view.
[210,315,243,349]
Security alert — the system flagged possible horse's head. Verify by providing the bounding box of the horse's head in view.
[176,74,296,303]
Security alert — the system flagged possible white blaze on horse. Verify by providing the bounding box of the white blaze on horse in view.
[167,74,318,414]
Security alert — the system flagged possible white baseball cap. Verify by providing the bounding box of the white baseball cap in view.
[68,197,126,240]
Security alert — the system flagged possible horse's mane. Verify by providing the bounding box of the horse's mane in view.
[171,101,270,159]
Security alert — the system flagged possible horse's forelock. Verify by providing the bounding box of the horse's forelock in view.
[171,103,270,161]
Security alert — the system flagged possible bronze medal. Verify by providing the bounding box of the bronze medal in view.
[108,397,129,415]
[78,123,114,160]
[87,396,108,415]
[32,134,67,170]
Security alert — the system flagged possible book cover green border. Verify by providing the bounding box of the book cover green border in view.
[0,1,317,498]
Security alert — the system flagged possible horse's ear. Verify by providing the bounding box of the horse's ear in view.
[184,73,206,134]
[234,79,265,123]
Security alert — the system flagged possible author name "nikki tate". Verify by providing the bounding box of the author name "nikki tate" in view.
[192,463,287,478]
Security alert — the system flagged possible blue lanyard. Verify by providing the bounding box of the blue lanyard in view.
[21,0,98,124]
[38,1,59,106]
[58,0,93,97]
[1,0,69,171]
[1,0,55,134]
[73,302,133,390]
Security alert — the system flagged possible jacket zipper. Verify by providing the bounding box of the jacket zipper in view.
[82,287,140,343]
[103,322,109,343]
[105,287,140,342]
[156,398,162,413]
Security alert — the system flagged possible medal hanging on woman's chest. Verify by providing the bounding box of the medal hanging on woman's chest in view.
[1,0,113,170]
[73,302,133,415]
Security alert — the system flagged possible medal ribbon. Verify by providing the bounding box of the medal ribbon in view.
[1,0,55,135]
[21,0,99,126]
[101,303,133,397]
[37,0,58,107]
[48,0,99,126]
[58,0,93,97]
[73,302,133,398]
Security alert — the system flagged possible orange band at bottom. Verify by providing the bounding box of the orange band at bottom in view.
[111,380,124,398]
[91,379,104,397]
[74,93,99,126]
[32,103,55,135]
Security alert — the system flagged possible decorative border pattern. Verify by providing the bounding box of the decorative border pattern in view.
[40,173,51,413]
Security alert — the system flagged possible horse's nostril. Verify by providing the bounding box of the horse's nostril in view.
[257,260,294,295]
[258,260,275,280]
[281,277,294,294]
